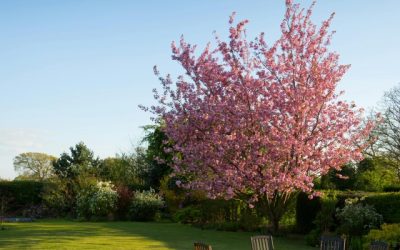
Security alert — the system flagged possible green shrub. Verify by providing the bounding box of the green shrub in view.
[198,198,264,232]
[305,229,321,247]
[173,206,202,224]
[172,196,264,232]
[296,191,339,233]
[364,224,400,248]
[383,185,400,192]
[41,181,70,217]
[303,191,339,246]
[336,198,382,237]
[159,176,186,215]
[76,181,118,220]
[129,189,164,221]
[348,237,363,250]
[363,193,400,223]
[239,209,262,232]
[354,167,398,192]
[313,191,338,233]
[320,164,357,190]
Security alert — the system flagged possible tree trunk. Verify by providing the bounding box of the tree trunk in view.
[261,191,294,235]
[271,215,281,234]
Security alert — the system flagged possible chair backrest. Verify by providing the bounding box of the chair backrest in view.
[194,242,212,250]
[370,241,389,250]
[251,235,274,250]
[320,236,346,250]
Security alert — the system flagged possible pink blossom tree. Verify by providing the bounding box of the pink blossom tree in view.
[143,0,376,232]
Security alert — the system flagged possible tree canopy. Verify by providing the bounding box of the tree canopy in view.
[145,0,376,232]
[13,152,56,181]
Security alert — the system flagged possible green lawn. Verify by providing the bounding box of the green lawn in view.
[0,220,315,250]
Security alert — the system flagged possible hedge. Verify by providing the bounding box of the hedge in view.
[174,198,265,232]
[295,192,321,233]
[296,190,400,233]
[363,193,400,223]
[0,180,44,215]
[383,185,400,192]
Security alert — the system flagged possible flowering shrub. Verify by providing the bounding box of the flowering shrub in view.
[336,198,382,237]
[129,189,164,221]
[76,181,118,220]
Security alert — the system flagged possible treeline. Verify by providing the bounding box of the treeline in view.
[2,85,400,248]
[1,126,171,221]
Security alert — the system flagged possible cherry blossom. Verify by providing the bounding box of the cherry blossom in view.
[142,0,376,232]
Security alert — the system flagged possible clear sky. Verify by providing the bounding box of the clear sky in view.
[1,1,399,179]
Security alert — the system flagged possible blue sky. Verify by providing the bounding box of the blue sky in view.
[1,1,399,179]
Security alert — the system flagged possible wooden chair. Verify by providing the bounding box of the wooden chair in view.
[251,235,274,250]
[194,242,212,250]
[370,241,389,250]
[320,236,346,250]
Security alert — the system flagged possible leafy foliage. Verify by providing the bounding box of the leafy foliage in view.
[13,153,57,181]
[369,83,400,181]
[41,180,70,217]
[354,157,399,191]
[336,198,382,237]
[99,148,147,188]
[363,193,400,223]
[76,181,118,220]
[114,185,133,220]
[53,142,101,180]
[173,206,202,224]
[129,189,164,221]
[364,224,400,248]
[313,191,338,234]
[303,191,339,247]
[52,142,102,215]
[296,192,321,233]
[141,125,173,190]
[320,164,357,190]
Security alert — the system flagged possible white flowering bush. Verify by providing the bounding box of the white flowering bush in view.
[336,198,383,237]
[129,189,164,221]
[76,181,118,220]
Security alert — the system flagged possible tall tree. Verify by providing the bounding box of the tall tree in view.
[13,152,56,180]
[142,125,173,190]
[53,142,101,179]
[99,147,147,187]
[369,84,400,180]
[144,0,376,232]
[52,142,101,214]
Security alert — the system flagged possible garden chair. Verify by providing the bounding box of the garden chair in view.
[320,236,346,250]
[250,235,274,250]
[370,241,389,250]
[194,242,212,250]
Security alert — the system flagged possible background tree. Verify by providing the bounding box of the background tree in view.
[52,142,101,214]
[354,157,398,191]
[144,0,376,233]
[320,164,357,191]
[13,152,56,181]
[99,148,147,188]
[141,125,173,190]
[318,157,398,191]
[369,84,400,181]
[53,142,101,180]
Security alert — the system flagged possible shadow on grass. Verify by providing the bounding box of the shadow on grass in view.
[0,220,314,250]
